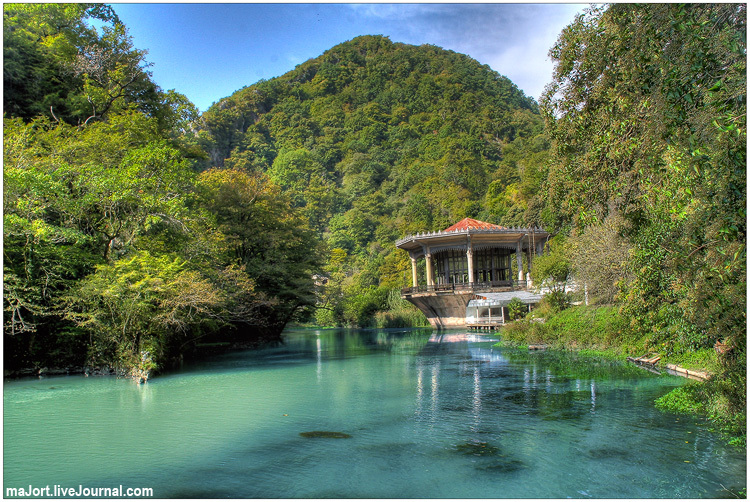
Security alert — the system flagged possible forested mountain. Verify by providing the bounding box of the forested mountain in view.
[4,11,547,374]
[194,35,550,326]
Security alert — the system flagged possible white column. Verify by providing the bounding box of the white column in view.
[425,252,434,287]
[467,248,474,285]
[506,253,512,281]
[516,240,524,282]
[410,256,419,288]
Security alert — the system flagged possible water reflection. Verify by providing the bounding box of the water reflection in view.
[409,331,615,432]
[4,328,745,499]
[471,366,481,429]
[316,335,322,382]
[591,381,597,411]
[430,361,440,422]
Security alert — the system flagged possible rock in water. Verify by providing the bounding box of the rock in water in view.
[299,431,352,439]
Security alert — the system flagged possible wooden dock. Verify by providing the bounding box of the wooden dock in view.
[467,322,504,331]
[626,354,661,367]
[626,354,711,381]
[664,363,711,381]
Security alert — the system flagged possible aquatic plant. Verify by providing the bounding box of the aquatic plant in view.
[454,440,501,457]
[476,459,527,473]
[299,431,352,439]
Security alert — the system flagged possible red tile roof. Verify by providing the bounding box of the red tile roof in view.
[443,218,507,232]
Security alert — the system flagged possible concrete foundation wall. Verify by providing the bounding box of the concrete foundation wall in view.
[405,292,475,329]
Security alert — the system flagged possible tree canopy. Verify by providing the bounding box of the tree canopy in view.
[3,4,322,375]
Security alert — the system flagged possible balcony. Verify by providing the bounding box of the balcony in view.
[401,280,528,296]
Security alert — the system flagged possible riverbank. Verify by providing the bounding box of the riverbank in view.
[4,336,285,382]
[4,364,147,382]
[492,304,746,449]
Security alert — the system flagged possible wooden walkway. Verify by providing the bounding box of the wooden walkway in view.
[626,354,710,381]
[627,354,661,367]
[467,322,504,331]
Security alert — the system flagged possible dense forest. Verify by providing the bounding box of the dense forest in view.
[530,4,746,440]
[3,3,746,438]
[3,4,321,378]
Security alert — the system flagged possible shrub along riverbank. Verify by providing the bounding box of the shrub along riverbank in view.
[495,302,745,448]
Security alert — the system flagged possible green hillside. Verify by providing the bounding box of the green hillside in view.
[195,35,550,326]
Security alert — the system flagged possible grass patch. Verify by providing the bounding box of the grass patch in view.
[655,383,746,449]
[655,385,705,415]
[497,304,641,354]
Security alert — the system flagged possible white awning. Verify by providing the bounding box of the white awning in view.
[468,291,542,307]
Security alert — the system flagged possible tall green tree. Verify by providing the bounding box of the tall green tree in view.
[3,3,120,121]
[4,3,324,376]
[196,169,323,332]
[4,2,198,133]
[542,4,746,412]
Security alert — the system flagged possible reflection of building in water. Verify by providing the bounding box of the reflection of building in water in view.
[414,338,599,423]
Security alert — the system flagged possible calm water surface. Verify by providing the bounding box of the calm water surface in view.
[4,329,746,498]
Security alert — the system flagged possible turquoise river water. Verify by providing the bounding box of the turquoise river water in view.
[4,329,746,498]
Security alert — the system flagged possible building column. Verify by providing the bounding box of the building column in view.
[516,240,524,282]
[410,256,419,288]
[506,253,512,281]
[425,252,434,287]
[466,247,474,285]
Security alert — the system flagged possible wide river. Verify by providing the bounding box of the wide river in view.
[4,329,746,498]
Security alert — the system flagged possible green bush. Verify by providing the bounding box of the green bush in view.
[374,289,429,328]
[507,297,525,321]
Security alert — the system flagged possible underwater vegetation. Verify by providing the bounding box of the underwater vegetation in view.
[455,440,501,457]
[299,431,352,439]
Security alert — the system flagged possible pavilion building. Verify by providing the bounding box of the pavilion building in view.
[395,218,550,328]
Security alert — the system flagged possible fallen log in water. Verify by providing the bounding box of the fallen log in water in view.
[626,354,661,367]
[626,354,711,381]
[664,363,711,381]
[528,344,548,351]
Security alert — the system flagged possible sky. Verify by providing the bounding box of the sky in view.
[109,3,585,112]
